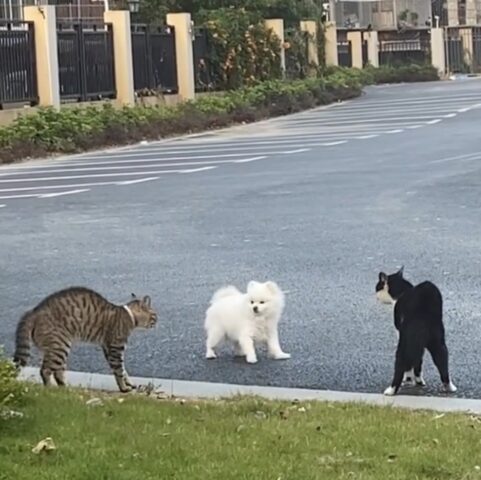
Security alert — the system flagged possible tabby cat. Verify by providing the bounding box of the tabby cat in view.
[13,287,157,392]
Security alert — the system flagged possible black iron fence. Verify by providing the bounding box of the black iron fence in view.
[57,23,116,102]
[0,20,38,107]
[284,27,309,79]
[379,30,431,66]
[445,26,481,74]
[131,24,178,94]
[193,27,218,91]
[337,41,352,67]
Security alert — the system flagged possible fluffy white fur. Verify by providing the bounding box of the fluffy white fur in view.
[204,280,290,364]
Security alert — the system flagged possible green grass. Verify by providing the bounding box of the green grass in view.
[1,386,481,480]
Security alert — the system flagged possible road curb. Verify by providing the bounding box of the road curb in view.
[19,367,481,414]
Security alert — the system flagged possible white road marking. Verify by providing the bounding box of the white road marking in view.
[0,168,215,183]
[356,134,379,139]
[429,152,481,165]
[0,204,5,208]
[38,188,90,198]
[233,156,267,163]
[426,119,442,125]
[283,148,310,154]
[443,113,457,118]
[116,177,159,186]
[322,141,347,146]
[179,166,217,173]
[406,125,423,129]
[0,181,129,193]
[386,129,404,134]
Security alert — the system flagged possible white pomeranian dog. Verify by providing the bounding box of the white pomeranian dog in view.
[204,280,290,364]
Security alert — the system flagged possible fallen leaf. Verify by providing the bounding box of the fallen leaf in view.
[298,407,306,413]
[387,453,397,463]
[117,398,125,404]
[86,398,103,407]
[32,437,56,454]
[432,413,445,420]
[433,438,439,445]
[236,424,246,433]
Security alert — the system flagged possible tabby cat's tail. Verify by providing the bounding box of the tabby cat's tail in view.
[13,311,35,367]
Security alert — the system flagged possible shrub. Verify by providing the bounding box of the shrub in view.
[0,349,25,413]
[196,8,283,90]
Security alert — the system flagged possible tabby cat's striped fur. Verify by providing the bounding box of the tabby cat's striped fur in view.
[14,287,157,392]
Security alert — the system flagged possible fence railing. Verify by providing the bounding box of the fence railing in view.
[445,26,481,73]
[0,20,38,107]
[193,28,217,91]
[337,41,352,67]
[131,24,178,94]
[378,29,431,66]
[57,22,116,102]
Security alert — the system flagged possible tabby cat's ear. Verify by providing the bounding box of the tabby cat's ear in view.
[142,295,151,306]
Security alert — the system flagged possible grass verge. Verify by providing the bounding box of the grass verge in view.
[1,385,481,480]
[0,64,439,165]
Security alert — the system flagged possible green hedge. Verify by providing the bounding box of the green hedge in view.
[0,350,25,416]
[0,65,439,164]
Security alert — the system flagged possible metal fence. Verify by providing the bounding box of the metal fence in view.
[445,26,481,74]
[284,27,309,79]
[337,41,352,67]
[0,20,38,107]
[378,29,431,66]
[131,24,178,94]
[57,23,115,102]
[193,27,217,91]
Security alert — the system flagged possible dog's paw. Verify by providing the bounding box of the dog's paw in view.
[415,376,426,387]
[246,356,258,364]
[383,386,396,396]
[273,352,291,360]
[205,349,217,360]
[444,381,457,393]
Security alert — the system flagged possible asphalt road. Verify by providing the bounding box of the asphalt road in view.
[2,78,481,398]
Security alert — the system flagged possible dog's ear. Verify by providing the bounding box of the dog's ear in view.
[142,295,151,307]
[265,281,280,294]
[379,272,388,283]
[396,266,404,277]
[247,281,259,291]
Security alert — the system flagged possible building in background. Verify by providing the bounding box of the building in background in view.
[0,0,109,22]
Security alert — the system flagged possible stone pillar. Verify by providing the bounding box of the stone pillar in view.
[447,0,459,26]
[363,31,379,67]
[23,5,60,108]
[104,10,135,106]
[265,18,286,74]
[430,27,446,77]
[324,21,338,67]
[347,30,363,68]
[300,20,319,72]
[166,12,195,101]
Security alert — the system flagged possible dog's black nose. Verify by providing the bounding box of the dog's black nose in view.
[253,306,259,313]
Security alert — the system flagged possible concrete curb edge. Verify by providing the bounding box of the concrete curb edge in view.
[19,367,481,414]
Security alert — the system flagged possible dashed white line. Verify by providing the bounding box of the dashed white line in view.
[283,148,311,154]
[426,119,442,125]
[116,177,159,186]
[38,188,90,199]
[406,125,423,129]
[386,129,404,134]
[322,141,347,146]
[0,204,5,208]
[443,113,457,118]
[233,156,267,163]
[179,166,217,174]
[356,134,379,139]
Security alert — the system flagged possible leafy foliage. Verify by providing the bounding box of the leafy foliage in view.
[0,349,25,412]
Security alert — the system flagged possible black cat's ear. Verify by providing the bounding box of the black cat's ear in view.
[379,272,388,282]
[396,266,404,277]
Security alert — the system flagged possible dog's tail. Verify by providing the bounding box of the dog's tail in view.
[13,310,35,367]
[210,286,241,305]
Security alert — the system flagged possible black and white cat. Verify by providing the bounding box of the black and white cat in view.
[375,267,457,396]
